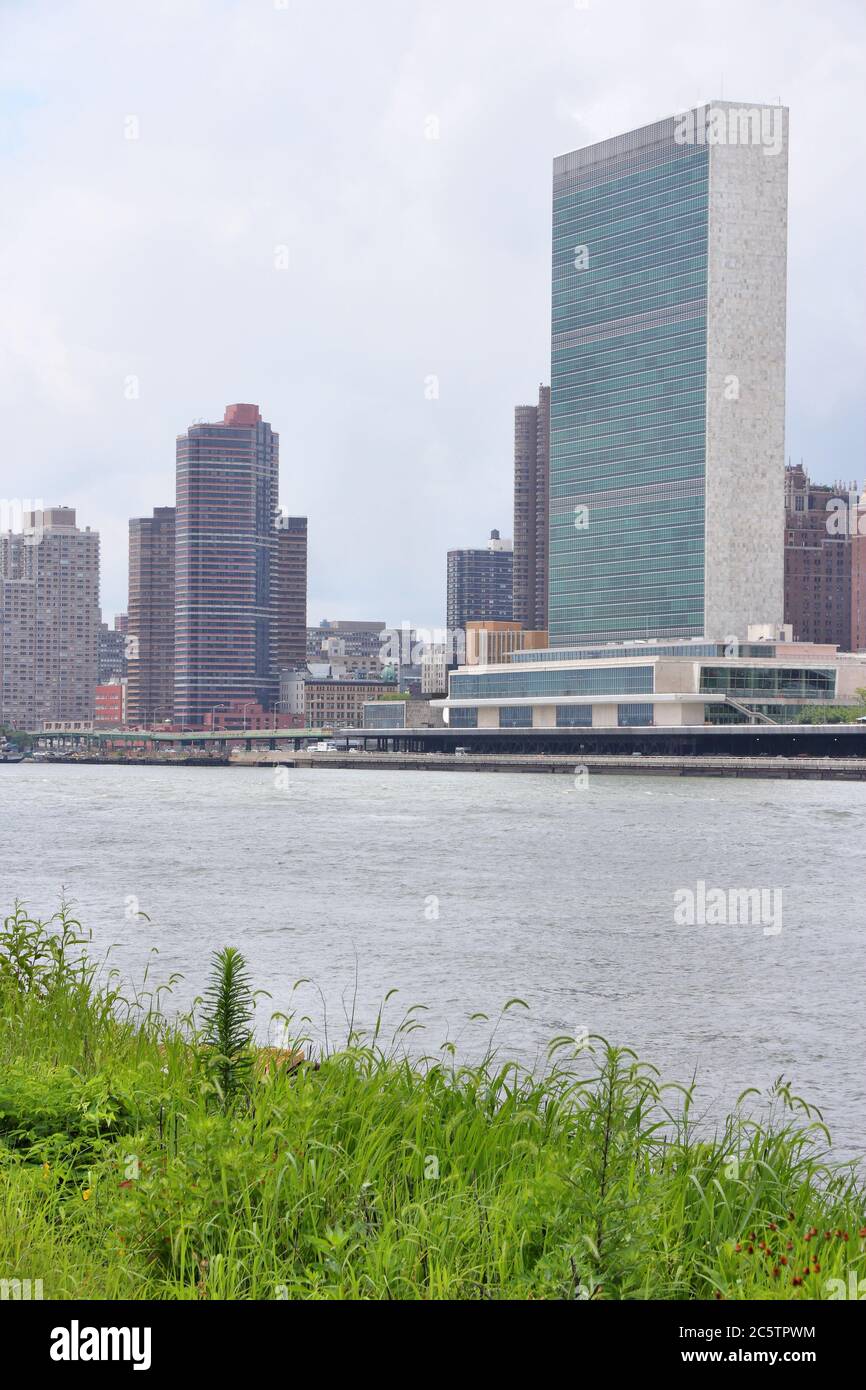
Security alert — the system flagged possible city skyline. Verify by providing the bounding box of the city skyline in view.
[1,0,863,628]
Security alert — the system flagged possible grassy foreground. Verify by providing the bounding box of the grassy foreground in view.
[1,905,863,1301]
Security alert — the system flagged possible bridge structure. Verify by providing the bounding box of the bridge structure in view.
[32,727,334,754]
[331,723,866,759]
[24,721,866,763]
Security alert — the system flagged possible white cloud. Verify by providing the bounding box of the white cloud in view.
[0,0,863,622]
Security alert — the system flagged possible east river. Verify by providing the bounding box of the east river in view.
[2,763,864,1154]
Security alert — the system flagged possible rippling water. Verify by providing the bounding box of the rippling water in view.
[2,764,864,1153]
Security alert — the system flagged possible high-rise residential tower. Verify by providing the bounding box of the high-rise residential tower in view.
[783,464,865,652]
[127,506,176,725]
[174,404,279,726]
[513,384,550,632]
[0,507,99,727]
[275,514,308,672]
[550,102,788,647]
[446,530,513,633]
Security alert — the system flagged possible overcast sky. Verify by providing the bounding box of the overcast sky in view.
[1,0,863,628]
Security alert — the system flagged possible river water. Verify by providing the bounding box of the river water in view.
[1,764,864,1154]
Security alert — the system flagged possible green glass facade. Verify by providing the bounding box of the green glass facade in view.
[449,665,653,700]
[513,642,718,663]
[699,667,837,700]
[362,702,407,729]
[550,123,709,646]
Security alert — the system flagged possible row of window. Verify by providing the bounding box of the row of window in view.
[553,207,707,259]
[550,458,705,498]
[553,149,708,218]
[551,430,705,470]
[449,666,654,699]
[552,416,706,454]
[553,262,709,322]
[552,319,706,371]
[551,367,706,412]
[552,253,709,310]
[550,522,706,556]
[511,644,777,664]
[553,281,710,336]
[450,703,656,730]
[552,201,708,265]
[555,392,706,437]
[550,561,706,589]
[699,667,837,698]
[549,625,705,644]
[549,603,705,630]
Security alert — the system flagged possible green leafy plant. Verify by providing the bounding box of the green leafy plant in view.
[2,905,865,1301]
[0,1063,134,1163]
[0,903,92,1001]
[199,948,255,1109]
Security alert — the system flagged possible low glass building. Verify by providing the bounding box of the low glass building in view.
[362,701,407,730]
[434,636,866,729]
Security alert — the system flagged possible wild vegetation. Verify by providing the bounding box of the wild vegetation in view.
[0,903,863,1300]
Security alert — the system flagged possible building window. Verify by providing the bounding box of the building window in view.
[618,703,654,726]
[450,664,653,699]
[499,706,532,728]
[699,666,836,699]
[556,705,592,727]
[449,707,478,728]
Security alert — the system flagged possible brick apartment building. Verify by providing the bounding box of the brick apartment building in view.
[784,464,862,650]
[305,677,397,729]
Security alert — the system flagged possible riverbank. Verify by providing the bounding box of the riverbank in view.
[11,750,866,778]
[1,904,863,1300]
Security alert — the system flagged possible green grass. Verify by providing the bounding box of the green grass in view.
[1,903,863,1300]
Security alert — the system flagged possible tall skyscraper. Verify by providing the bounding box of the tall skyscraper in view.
[0,507,99,727]
[446,530,513,633]
[174,404,279,726]
[127,506,176,725]
[275,514,308,672]
[549,102,788,647]
[513,384,550,632]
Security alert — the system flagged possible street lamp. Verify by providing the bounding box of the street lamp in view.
[210,703,228,729]
[208,705,229,752]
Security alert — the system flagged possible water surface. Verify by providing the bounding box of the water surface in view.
[2,764,864,1153]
